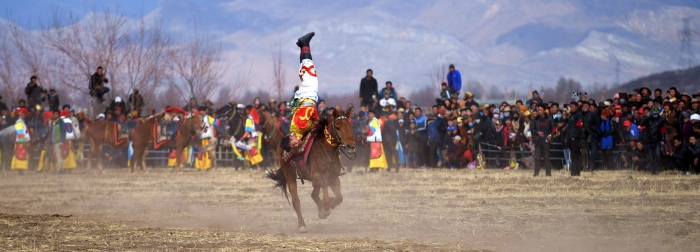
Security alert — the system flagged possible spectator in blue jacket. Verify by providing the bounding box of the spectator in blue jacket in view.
[446,64,462,97]
[427,115,441,167]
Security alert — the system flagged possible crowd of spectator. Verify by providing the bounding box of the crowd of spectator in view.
[3,64,700,177]
[350,65,700,176]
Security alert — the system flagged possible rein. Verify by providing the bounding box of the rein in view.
[327,116,356,160]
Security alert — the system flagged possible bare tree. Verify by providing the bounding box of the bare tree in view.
[169,31,228,104]
[429,61,448,89]
[40,8,130,99]
[271,39,285,101]
[0,31,21,106]
[227,64,254,103]
[119,19,170,110]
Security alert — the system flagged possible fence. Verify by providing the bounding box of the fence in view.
[477,142,629,169]
[62,142,256,169]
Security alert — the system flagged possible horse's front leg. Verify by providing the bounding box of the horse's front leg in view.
[328,175,343,209]
[312,175,330,219]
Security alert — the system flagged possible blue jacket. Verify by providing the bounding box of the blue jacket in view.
[600,118,614,149]
[447,70,462,92]
[428,120,441,143]
[414,114,427,131]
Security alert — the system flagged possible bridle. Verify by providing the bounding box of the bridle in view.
[328,116,356,160]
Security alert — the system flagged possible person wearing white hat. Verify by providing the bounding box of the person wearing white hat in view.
[691,114,700,122]
[96,113,105,120]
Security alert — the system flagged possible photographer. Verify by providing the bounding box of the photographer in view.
[89,66,110,102]
[25,76,47,111]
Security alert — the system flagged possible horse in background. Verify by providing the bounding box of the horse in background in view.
[129,113,203,173]
[267,109,356,232]
[82,120,128,170]
[260,110,285,168]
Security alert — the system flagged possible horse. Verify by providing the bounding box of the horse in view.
[266,109,356,232]
[82,114,163,170]
[260,110,285,167]
[0,126,16,170]
[129,113,203,173]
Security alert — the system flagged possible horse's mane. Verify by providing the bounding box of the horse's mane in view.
[314,116,331,135]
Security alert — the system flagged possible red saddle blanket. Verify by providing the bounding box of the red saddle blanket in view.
[153,124,179,149]
[282,123,319,168]
[113,122,130,146]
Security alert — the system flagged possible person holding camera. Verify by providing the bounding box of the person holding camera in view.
[89,66,110,102]
[25,76,47,111]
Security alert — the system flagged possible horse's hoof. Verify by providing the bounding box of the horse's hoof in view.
[318,210,330,219]
[298,226,307,233]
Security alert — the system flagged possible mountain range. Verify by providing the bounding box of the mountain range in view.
[3,0,700,96]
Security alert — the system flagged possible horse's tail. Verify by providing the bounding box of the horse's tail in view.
[266,168,289,203]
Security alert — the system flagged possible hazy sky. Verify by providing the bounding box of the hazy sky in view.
[2,0,158,29]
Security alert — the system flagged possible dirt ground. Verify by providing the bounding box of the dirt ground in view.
[0,167,698,251]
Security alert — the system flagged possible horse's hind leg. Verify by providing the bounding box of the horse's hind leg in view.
[328,176,343,209]
[286,167,307,232]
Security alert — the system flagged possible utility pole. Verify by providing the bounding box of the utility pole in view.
[615,60,620,85]
[678,17,698,69]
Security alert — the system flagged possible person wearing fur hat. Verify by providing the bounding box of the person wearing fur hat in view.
[196,106,218,170]
[366,109,388,170]
[58,109,78,170]
[11,107,31,171]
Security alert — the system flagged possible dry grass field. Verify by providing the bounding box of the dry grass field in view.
[0,167,699,251]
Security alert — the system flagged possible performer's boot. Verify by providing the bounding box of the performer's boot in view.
[296,32,314,63]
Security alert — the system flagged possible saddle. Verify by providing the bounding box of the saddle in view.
[153,123,180,149]
[113,122,132,145]
[282,122,319,168]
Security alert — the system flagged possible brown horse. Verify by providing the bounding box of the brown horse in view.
[82,120,133,170]
[267,109,356,232]
[260,110,285,167]
[129,114,203,173]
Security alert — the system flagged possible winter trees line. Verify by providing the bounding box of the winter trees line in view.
[0,8,252,114]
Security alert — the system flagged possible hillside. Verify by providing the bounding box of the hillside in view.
[613,65,700,94]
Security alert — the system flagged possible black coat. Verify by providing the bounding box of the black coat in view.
[567,110,585,140]
[406,130,423,152]
[585,110,602,139]
[25,83,46,108]
[89,73,108,90]
[0,100,8,113]
[359,77,378,101]
[639,115,664,144]
[382,119,399,144]
[531,115,552,145]
[128,93,145,111]
[228,112,245,139]
[48,93,60,111]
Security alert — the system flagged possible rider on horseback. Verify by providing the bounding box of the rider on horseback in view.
[284,32,318,151]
